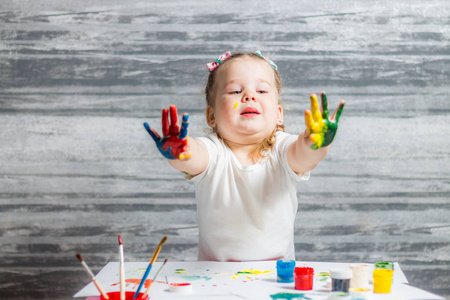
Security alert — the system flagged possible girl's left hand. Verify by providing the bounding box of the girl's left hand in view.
[304,92,345,150]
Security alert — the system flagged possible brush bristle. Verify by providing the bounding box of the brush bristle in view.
[158,236,167,247]
[76,253,83,262]
[118,235,123,245]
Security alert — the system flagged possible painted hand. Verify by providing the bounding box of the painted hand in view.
[143,105,191,160]
[304,92,345,150]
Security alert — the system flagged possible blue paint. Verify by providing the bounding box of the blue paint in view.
[276,259,295,283]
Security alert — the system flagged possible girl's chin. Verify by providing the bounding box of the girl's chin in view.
[221,129,272,143]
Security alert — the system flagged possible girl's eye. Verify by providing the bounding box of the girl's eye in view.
[258,90,268,94]
[231,91,241,94]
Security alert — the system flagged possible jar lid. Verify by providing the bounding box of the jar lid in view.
[277,259,296,268]
[329,268,353,279]
[294,267,314,275]
[375,261,394,270]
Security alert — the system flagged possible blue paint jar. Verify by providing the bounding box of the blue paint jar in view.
[276,259,296,283]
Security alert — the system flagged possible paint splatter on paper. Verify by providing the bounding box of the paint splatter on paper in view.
[270,292,312,300]
[316,272,329,281]
[173,269,212,281]
[231,269,273,279]
[111,279,153,289]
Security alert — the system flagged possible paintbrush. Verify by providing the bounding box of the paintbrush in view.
[76,253,110,299]
[140,258,168,299]
[132,236,168,299]
[118,235,125,300]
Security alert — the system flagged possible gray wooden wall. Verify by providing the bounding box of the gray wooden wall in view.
[1,0,449,299]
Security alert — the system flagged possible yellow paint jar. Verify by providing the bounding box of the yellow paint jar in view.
[373,269,393,294]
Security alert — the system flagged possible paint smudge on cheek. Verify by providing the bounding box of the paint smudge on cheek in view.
[234,102,239,109]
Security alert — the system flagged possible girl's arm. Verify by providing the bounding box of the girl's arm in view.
[144,105,209,176]
[287,93,345,174]
[168,136,209,176]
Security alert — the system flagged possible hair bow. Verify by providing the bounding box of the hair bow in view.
[206,51,232,71]
[255,50,278,70]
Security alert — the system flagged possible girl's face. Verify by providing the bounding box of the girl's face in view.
[207,57,283,146]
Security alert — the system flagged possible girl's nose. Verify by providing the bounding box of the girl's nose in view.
[243,93,256,102]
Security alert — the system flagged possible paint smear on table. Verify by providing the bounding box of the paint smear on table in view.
[270,292,312,299]
[231,269,273,279]
[111,278,153,289]
[173,269,212,281]
[316,272,329,281]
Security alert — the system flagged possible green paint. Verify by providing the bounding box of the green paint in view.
[174,269,186,274]
[316,272,330,282]
[181,275,212,281]
[306,93,344,150]
[270,292,312,300]
[375,261,394,270]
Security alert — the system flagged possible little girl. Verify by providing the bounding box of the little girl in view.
[144,51,345,262]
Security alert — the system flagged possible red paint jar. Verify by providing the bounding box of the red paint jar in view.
[101,291,148,300]
[294,267,314,290]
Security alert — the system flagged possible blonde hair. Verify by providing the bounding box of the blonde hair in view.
[204,52,285,161]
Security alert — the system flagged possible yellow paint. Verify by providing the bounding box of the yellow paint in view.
[373,269,393,294]
[179,153,192,160]
[231,269,273,279]
[234,102,239,109]
[349,288,371,292]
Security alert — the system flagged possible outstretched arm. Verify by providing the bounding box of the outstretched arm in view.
[287,92,345,174]
[144,105,208,176]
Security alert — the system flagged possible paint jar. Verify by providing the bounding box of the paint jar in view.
[101,291,148,300]
[169,282,193,293]
[374,261,393,270]
[294,267,314,290]
[373,269,393,294]
[350,264,370,288]
[329,269,353,293]
[276,259,296,283]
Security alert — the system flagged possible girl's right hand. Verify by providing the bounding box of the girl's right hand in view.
[304,92,345,150]
[143,105,191,160]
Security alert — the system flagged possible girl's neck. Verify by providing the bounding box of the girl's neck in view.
[222,138,258,166]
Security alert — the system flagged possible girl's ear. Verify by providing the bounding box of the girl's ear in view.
[277,105,283,125]
[206,105,216,127]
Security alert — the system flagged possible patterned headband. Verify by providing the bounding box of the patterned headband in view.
[206,50,278,72]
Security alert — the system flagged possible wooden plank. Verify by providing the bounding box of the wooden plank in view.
[0,0,449,299]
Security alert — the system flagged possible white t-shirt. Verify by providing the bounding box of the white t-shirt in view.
[188,132,310,262]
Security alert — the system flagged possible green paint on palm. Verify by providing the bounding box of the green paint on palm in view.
[305,93,345,150]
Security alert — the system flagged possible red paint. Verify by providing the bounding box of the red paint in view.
[170,283,191,287]
[101,291,147,300]
[294,267,314,290]
[111,279,153,289]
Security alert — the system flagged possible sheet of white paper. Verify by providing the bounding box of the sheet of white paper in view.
[73,261,444,300]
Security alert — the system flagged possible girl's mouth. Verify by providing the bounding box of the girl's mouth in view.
[240,107,260,117]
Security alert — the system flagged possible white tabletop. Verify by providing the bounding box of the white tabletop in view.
[74,261,444,300]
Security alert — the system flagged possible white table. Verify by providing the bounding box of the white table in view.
[74,261,444,300]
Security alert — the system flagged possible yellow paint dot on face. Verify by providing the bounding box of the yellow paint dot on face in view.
[234,102,239,109]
